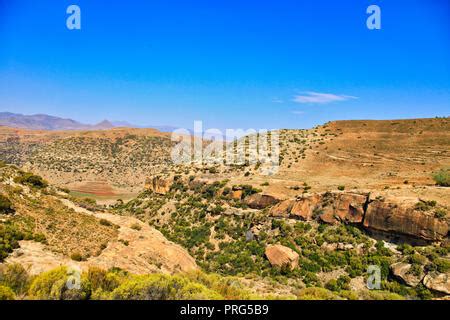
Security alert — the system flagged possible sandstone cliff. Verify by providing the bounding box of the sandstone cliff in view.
[268,191,448,242]
[144,175,174,195]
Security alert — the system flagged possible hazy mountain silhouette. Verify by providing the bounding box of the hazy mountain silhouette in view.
[0,112,177,132]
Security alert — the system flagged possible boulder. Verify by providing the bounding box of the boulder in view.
[245,194,280,209]
[336,243,354,251]
[250,225,263,238]
[269,200,295,217]
[321,242,338,252]
[423,273,450,295]
[265,245,299,270]
[364,199,449,241]
[390,262,423,287]
[145,175,173,195]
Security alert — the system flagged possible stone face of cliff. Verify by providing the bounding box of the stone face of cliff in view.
[269,192,448,242]
[145,175,174,195]
[319,192,368,224]
[245,194,280,209]
[291,194,322,221]
[363,198,448,241]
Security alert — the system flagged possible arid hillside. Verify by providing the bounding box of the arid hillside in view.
[0,118,449,204]
[279,118,449,188]
[0,163,198,276]
[0,126,174,196]
[176,118,449,207]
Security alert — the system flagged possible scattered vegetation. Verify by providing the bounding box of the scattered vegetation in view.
[0,266,273,300]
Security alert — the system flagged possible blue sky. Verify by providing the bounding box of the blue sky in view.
[0,0,449,130]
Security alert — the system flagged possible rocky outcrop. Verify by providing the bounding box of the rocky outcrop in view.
[7,212,198,275]
[319,192,367,224]
[267,191,448,242]
[423,273,450,295]
[265,245,299,270]
[268,192,367,223]
[390,262,423,287]
[268,193,322,220]
[291,193,322,221]
[145,175,173,195]
[245,194,280,209]
[364,198,448,242]
[88,213,198,274]
[270,200,295,218]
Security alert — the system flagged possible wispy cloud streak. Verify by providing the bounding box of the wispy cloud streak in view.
[293,92,358,104]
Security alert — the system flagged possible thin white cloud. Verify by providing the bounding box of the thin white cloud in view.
[272,98,284,104]
[293,91,358,104]
[291,110,305,115]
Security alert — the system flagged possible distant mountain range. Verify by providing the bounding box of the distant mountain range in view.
[0,112,178,132]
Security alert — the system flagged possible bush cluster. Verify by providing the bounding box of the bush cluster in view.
[0,265,260,300]
[14,172,48,189]
[0,194,14,214]
[432,168,450,187]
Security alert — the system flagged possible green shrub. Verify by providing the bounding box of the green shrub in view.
[434,208,447,219]
[397,243,415,255]
[28,267,90,300]
[0,194,14,214]
[325,275,351,292]
[184,271,253,300]
[408,253,427,265]
[87,267,123,294]
[302,272,321,287]
[337,185,345,191]
[297,287,340,300]
[0,223,25,262]
[432,168,450,187]
[99,219,112,227]
[435,258,450,273]
[0,285,16,300]
[415,200,437,211]
[14,172,48,189]
[414,284,433,300]
[111,274,222,300]
[360,290,404,300]
[208,167,218,174]
[0,263,30,295]
[130,223,142,231]
[339,290,359,300]
[70,252,84,261]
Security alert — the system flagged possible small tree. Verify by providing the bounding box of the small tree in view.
[432,168,449,187]
[14,173,48,189]
[0,194,14,214]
